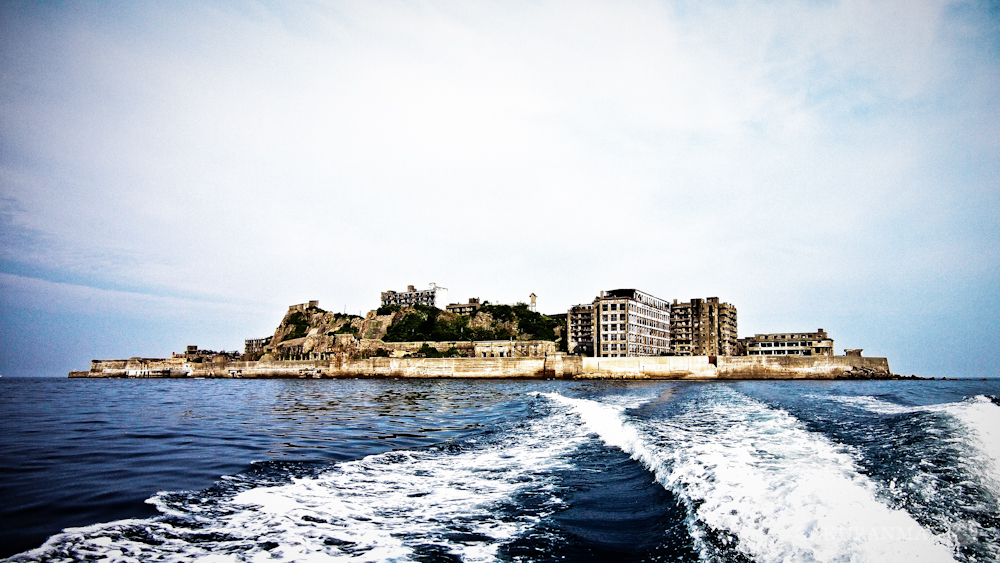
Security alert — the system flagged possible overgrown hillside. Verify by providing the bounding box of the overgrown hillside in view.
[260,301,566,360]
[378,303,563,344]
[270,304,363,345]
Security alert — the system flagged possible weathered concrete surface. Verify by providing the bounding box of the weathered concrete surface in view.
[578,356,718,379]
[72,354,892,379]
[716,355,890,379]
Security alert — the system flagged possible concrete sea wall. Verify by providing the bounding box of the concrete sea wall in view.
[71,355,892,380]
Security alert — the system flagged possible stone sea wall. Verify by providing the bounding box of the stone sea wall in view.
[71,354,892,380]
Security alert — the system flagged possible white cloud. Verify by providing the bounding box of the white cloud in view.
[1,0,998,375]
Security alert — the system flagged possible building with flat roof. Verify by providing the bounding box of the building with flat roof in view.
[669,297,738,356]
[567,303,595,356]
[446,298,482,315]
[739,329,834,356]
[595,289,671,357]
[381,284,439,308]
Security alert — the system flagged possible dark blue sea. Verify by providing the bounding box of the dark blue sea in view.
[1,378,999,562]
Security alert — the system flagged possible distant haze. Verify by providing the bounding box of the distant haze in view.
[1,1,997,377]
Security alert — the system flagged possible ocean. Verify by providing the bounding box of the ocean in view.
[1,377,998,562]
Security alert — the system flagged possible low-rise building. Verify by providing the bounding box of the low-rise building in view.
[739,329,834,356]
[382,284,439,308]
[595,289,671,357]
[474,340,557,358]
[446,298,482,315]
[244,337,271,358]
[669,297,738,356]
[289,301,320,312]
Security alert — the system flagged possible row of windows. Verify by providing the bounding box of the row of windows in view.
[599,301,669,321]
[751,341,819,347]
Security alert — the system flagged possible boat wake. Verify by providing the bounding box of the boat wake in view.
[7,386,996,563]
[6,399,591,563]
[544,388,958,563]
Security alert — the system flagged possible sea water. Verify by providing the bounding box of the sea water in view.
[1,377,998,562]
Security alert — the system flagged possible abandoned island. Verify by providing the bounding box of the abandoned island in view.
[70,284,897,380]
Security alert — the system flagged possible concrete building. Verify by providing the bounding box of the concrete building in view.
[595,289,671,357]
[669,297,739,356]
[739,329,834,356]
[567,303,595,356]
[474,340,557,358]
[381,284,439,308]
[446,298,482,315]
[244,337,271,354]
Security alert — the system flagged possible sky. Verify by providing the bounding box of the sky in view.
[1,0,998,377]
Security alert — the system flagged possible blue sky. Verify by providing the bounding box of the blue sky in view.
[1,0,998,377]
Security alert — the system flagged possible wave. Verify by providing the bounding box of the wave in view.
[830,394,1000,495]
[543,389,958,563]
[7,399,591,563]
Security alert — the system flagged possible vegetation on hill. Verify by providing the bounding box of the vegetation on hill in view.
[274,309,362,344]
[381,303,562,343]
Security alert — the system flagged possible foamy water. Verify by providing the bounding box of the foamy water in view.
[4,379,999,563]
[545,388,958,562]
[9,401,591,563]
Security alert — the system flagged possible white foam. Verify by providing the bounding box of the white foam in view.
[544,389,958,563]
[10,402,592,563]
[831,394,1000,496]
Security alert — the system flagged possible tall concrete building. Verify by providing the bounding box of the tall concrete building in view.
[669,297,738,356]
[381,284,439,308]
[567,303,595,356]
[739,329,833,356]
[595,289,671,357]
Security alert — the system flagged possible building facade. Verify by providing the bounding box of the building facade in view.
[567,303,595,356]
[446,298,482,315]
[595,289,671,357]
[381,285,438,308]
[739,329,834,356]
[669,297,739,356]
[244,337,271,357]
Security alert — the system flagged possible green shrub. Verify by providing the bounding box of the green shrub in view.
[418,343,442,358]
[283,311,310,340]
[334,323,359,335]
[443,347,464,358]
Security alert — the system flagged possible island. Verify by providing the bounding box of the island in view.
[70,290,902,380]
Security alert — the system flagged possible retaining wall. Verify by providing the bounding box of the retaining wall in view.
[71,354,891,379]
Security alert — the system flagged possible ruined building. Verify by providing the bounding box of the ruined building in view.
[567,303,595,356]
[669,297,739,356]
[446,298,482,315]
[381,284,440,308]
[594,289,672,357]
[243,337,271,360]
[739,329,834,357]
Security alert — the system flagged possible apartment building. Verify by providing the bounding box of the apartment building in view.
[739,329,834,356]
[594,289,671,357]
[381,284,439,308]
[446,298,482,315]
[567,303,595,356]
[669,297,739,356]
